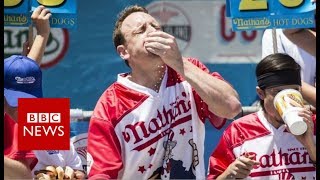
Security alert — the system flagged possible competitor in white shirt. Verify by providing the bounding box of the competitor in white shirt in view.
[87,5,242,179]
[32,142,85,179]
[208,53,316,179]
[262,29,316,86]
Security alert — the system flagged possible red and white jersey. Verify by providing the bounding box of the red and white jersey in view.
[87,58,226,179]
[208,109,316,180]
[4,113,37,169]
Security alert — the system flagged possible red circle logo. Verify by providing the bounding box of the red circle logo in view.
[4,27,69,69]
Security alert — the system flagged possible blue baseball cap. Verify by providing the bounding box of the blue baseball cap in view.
[4,55,43,107]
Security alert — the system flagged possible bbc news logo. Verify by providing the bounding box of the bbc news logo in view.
[23,113,64,137]
[18,98,70,150]
[28,113,61,123]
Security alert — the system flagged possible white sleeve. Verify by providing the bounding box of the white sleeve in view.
[262,29,285,58]
[65,142,83,170]
[32,150,59,177]
[33,150,59,168]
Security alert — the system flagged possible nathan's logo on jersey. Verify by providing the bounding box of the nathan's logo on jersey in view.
[121,91,192,151]
[18,98,70,150]
[4,27,69,69]
[146,2,191,53]
[246,148,313,170]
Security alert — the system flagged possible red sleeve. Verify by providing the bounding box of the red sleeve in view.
[207,130,235,179]
[7,151,37,170]
[187,58,227,129]
[8,152,36,162]
[4,113,37,169]
[87,117,123,179]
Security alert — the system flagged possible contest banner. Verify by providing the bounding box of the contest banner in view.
[31,0,77,29]
[4,0,77,29]
[4,0,31,27]
[145,1,263,64]
[226,0,316,31]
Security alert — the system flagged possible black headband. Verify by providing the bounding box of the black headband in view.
[257,70,301,89]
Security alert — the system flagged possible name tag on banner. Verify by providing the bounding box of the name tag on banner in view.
[31,0,77,29]
[4,0,31,27]
[226,0,316,31]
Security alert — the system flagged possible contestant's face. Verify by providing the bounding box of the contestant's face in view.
[260,85,301,123]
[120,12,162,62]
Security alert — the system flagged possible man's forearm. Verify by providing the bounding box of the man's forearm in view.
[4,156,33,179]
[177,58,241,119]
[306,143,316,163]
[27,34,49,64]
[301,81,316,107]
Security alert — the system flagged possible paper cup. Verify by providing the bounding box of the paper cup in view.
[273,89,307,135]
[282,109,307,135]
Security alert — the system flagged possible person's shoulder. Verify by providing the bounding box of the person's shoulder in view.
[233,113,260,123]
[224,113,258,132]
[99,82,148,103]
[262,29,271,36]
[230,112,269,130]
[223,113,270,144]
[262,29,282,38]
[102,82,123,95]
[97,82,128,100]
[92,82,149,123]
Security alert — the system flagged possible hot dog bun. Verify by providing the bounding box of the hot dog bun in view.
[56,166,64,180]
[64,166,75,179]
[45,166,57,178]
